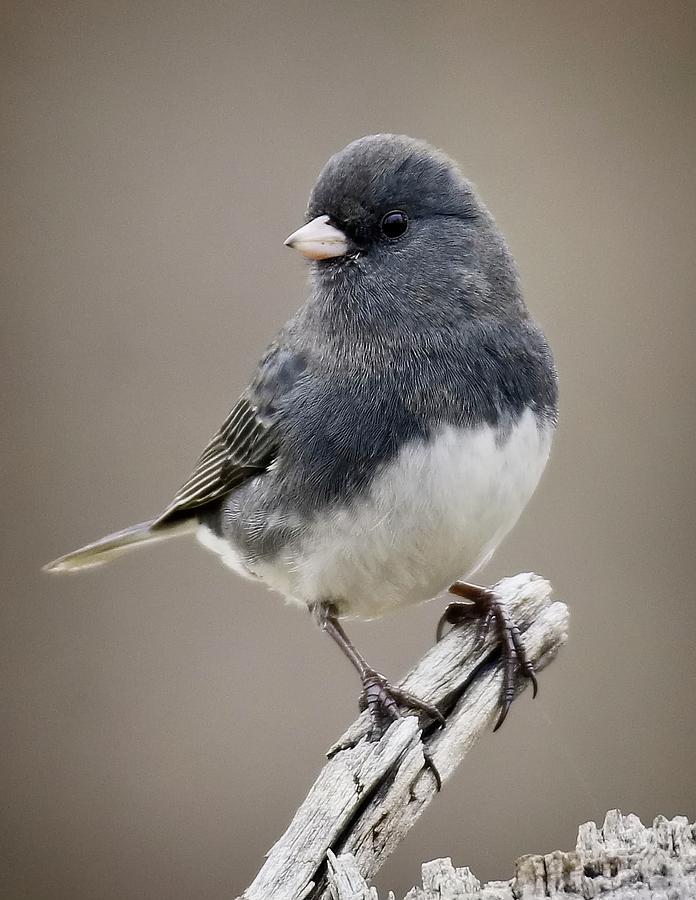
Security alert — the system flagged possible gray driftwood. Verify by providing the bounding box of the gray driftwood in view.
[237,573,569,900]
[327,809,696,899]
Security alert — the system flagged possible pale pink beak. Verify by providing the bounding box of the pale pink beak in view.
[284,214,348,260]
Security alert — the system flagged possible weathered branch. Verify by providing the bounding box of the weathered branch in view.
[327,809,696,899]
[237,573,569,900]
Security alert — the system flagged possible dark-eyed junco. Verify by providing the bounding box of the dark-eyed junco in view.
[46,134,558,741]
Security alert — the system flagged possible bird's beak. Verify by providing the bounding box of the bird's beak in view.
[284,215,348,260]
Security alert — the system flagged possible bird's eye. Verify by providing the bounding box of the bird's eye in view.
[380,210,409,239]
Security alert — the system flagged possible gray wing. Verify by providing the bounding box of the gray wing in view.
[154,344,306,524]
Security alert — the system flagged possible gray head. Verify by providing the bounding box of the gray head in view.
[285,134,526,324]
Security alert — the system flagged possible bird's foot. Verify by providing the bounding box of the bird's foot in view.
[358,669,445,789]
[316,604,445,787]
[437,582,538,731]
[358,668,445,741]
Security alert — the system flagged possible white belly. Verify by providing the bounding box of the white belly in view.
[199,407,553,619]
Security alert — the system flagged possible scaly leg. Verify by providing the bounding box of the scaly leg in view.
[316,602,444,742]
[437,581,538,731]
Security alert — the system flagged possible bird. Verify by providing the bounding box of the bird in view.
[45,134,558,744]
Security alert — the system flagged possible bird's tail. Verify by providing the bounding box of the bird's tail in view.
[43,517,196,573]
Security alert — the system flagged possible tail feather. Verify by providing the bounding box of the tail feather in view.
[43,517,196,573]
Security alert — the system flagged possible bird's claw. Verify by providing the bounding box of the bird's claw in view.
[439,585,538,731]
[359,669,445,742]
[358,669,445,789]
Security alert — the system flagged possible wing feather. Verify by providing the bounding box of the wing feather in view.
[156,394,278,521]
[154,343,307,525]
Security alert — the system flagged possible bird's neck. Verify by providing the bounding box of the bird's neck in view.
[301,265,527,363]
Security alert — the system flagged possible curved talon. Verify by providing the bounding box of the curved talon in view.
[435,612,450,644]
[435,600,477,642]
[422,745,442,791]
[493,700,510,732]
[507,616,538,697]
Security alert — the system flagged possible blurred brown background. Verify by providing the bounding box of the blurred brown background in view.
[2,2,695,898]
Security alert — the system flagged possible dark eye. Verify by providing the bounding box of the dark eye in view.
[380,210,409,239]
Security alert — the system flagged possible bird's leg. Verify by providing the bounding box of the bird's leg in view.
[315,602,445,744]
[437,581,538,731]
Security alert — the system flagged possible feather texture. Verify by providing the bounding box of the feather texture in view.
[156,394,278,521]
